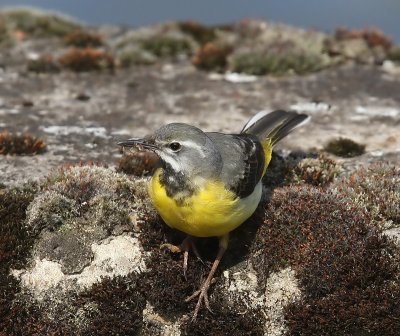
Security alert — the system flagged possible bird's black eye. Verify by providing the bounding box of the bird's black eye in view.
[169,142,181,151]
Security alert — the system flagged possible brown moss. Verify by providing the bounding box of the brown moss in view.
[286,282,400,336]
[141,246,206,318]
[192,42,231,72]
[64,29,103,48]
[59,48,114,72]
[117,151,160,176]
[137,212,199,316]
[0,130,47,155]
[251,185,400,335]
[181,306,265,336]
[0,183,38,334]
[178,21,217,45]
[27,54,60,73]
[324,137,365,157]
[334,27,392,50]
[78,274,145,335]
[5,272,146,335]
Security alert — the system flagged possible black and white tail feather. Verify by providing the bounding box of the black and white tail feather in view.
[241,110,310,145]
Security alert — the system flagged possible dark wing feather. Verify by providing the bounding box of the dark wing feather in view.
[207,133,265,198]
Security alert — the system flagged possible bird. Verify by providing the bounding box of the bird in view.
[118,110,309,320]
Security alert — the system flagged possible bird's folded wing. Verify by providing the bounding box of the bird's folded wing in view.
[206,132,265,198]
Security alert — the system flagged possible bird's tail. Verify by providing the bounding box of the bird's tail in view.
[241,110,309,174]
[241,110,309,143]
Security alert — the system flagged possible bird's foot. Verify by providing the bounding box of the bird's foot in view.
[185,277,216,321]
[160,236,203,279]
[160,242,182,254]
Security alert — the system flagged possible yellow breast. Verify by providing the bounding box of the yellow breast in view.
[148,169,262,237]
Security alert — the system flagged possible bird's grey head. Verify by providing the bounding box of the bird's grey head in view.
[119,123,222,179]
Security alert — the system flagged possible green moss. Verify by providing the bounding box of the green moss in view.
[3,9,80,38]
[263,152,342,189]
[0,19,12,46]
[27,166,150,236]
[324,137,365,157]
[24,164,152,273]
[0,183,38,269]
[388,46,400,62]
[232,49,325,76]
[26,191,78,235]
[287,154,343,187]
[119,49,157,67]
[334,163,400,228]
[141,36,192,58]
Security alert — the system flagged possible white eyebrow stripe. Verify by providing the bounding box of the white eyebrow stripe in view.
[179,140,206,157]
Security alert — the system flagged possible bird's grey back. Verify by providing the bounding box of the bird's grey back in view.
[206,132,265,198]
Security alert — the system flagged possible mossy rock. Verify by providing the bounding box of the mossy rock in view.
[324,137,365,157]
[0,130,47,155]
[140,35,192,58]
[1,9,80,38]
[178,21,217,45]
[118,48,157,67]
[63,29,103,48]
[27,55,60,73]
[192,42,231,72]
[231,49,327,76]
[252,184,400,335]
[388,46,400,62]
[334,163,400,229]
[0,183,39,333]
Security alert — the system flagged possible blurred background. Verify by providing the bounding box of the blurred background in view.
[0,0,399,181]
[0,0,399,41]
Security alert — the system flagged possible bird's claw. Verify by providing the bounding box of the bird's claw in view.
[185,279,214,321]
[160,243,182,253]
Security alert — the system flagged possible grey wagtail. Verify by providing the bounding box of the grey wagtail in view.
[118,109,309,320]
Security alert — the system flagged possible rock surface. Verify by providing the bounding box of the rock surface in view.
[0,8,399,336]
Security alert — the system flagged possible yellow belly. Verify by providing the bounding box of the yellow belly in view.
[148,169,262,237]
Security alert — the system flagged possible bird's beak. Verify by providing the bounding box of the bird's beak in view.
[117,137,158,150]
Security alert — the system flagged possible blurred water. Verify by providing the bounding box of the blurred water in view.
[0,0,399,42]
